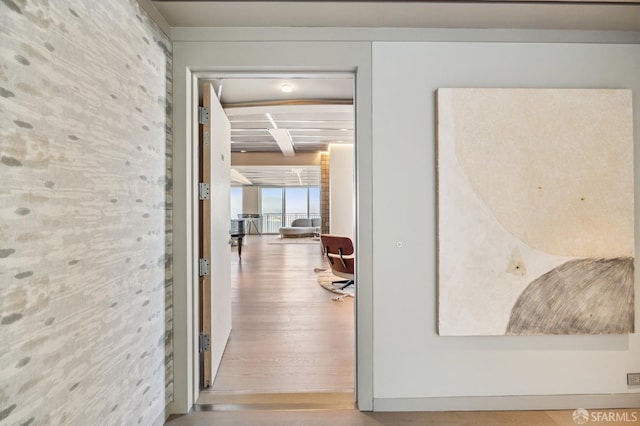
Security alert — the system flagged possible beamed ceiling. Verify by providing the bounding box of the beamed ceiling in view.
[202,77,354,187]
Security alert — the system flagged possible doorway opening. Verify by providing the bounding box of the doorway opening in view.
[195,72,357,409]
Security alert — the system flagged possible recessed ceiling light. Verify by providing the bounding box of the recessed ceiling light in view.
[240,150,247,153]
[280,84,292,93]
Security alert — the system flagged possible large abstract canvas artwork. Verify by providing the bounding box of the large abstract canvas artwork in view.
[437,88,635,336]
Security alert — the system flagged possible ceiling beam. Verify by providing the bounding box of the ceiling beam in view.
[268,129,295,157]
[230,168,253,185]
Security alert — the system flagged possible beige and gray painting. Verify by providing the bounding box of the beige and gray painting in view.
[437,88,634,336]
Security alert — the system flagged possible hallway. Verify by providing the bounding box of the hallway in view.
[200,235,355,397]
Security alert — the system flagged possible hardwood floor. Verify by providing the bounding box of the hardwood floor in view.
[167,406,640,425]
[202,235,355,395]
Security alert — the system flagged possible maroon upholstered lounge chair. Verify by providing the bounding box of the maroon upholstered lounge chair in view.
[320,234,355,290]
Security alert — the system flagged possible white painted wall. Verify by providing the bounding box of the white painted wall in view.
[170,28,640,414]
[242,186,260,214]
[241,186,260,234]
[329,144,355,239]
[171,40,373,411]
[371,41,640,408]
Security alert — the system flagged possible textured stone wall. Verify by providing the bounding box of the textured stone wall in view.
[320,152,330,234]
[0,1,173,425]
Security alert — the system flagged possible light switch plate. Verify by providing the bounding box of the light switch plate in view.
[627,373,640,386]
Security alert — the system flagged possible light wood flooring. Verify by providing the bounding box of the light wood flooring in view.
[166,235,638,425]
[203,235,355,395]
[167,404,639,426]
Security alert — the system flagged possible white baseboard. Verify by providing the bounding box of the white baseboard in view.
[373,393,640,412]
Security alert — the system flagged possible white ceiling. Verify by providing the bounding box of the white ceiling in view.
[153,1,640,31]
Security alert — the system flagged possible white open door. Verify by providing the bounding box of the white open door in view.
[199,81,231,388]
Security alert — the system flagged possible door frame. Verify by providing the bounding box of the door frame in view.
[170,41,374,413]
[199,71,356,394]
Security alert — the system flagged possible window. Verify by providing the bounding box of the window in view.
[309,187,320,214]
[260,188,283,214]
[230,187,243,219]
[259,187,320,233]
[285,187,308,215]
[260,188,283,233]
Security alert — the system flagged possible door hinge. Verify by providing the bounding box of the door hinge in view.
[199,332,211,352]
[199,258,210,277]
[198,106,209,125]
[198,182,210,200]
